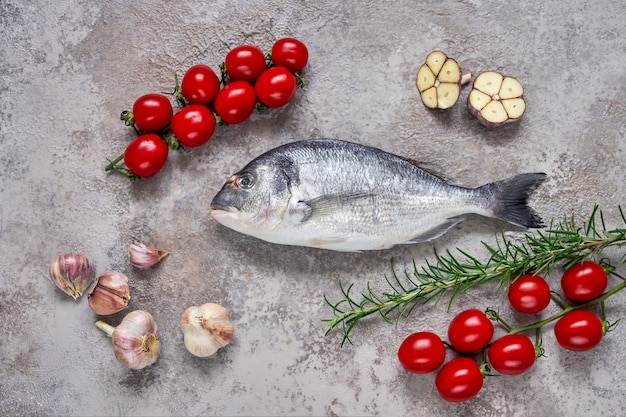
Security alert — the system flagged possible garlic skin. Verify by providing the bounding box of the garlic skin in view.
[96,310,160,370]
[180,303,234,357]
[49,254,95,300]
[88,271,131,315]
[129,242,169,269]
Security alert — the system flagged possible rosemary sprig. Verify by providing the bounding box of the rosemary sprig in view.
[323,206,626,346]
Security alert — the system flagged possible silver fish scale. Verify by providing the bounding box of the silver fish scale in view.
[282,139,450,195]
[268,140,482,244]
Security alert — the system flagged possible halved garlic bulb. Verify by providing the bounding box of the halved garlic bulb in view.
[468,71,526,127]
[416,51,469,110]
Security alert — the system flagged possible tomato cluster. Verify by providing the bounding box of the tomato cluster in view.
[106,38,309,178]
[509,261,608,352]
[398,309,495,402]
[398,260,612,403]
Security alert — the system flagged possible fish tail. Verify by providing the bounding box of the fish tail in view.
[480,173,547,228]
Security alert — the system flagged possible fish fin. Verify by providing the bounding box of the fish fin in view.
[307,237,363,253]
[406,218,465,243]
[289,200,314,223]
[297,193,375,223]
[401,157,459,184]
[480,173,547,228]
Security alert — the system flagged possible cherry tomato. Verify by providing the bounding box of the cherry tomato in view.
[487,334,536,375]
[397,331,446,374]
[171,105,216,148]
[225,45,267,83]
[435,357,483,402]
[554,309,603,351]
[214,81,257,124]
[254,66,297,108]
[447,309,494,353]
[123,134,168,177]
[508,274,551,314]
[181,64,221,106]
[132,94,173,133]
[561,261,608,302]
[271,37,309,73]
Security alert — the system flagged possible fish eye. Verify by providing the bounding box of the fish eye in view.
[235,172,255,189]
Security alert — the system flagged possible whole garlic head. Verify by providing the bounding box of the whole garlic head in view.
[180,303,234,357]
[96,310,160,370]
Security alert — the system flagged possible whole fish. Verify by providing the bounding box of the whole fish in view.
[210,138,546,252]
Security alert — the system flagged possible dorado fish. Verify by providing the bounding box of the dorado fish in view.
[210,138,546,252]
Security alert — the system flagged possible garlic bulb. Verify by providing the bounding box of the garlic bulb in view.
[88,272,131,315]
[96,310,160,370]
[180,303,234,357]
[129,242,169,269]
[49,254,95,300]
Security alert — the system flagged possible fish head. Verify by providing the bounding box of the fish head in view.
[210,159,294,236]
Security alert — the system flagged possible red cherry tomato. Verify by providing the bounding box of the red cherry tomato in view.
[487,334,536,375]
[132,94,173,133]
[554,309,603,351]
[225,45,267,83]
[214,81,257,125]
[435,357,483,402]
[561,261,608,302]
[123,134,168,177]
[181,64,221,106]
[397,331,446,374]
[447,309,494,353]
[171,105,216,148]
[508,274,551,314]
[271,37,309,73]
[254,66,297,108]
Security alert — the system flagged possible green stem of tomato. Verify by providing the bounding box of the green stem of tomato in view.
[479,348,491,377]
[120,110,140,135]
[507,279,626,335]
[550,293,569,309]
[104,153,124,171]
[486,308,513,331]
[173,73,187,108]
[168,136,182,150]
[104,153,136,178]
[534,328,545,358]
[218,62,228,85]
[255,101,270,113]
[600,300,612,335]
[294,72,307,88]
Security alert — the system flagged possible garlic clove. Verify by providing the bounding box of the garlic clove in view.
[180,303,234,357]
[88,271,131,315]
[96,310,160,370]
[129,242,169,269]
[49,254,95,300]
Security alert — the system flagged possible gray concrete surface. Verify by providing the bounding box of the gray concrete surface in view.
[1,0,626,416]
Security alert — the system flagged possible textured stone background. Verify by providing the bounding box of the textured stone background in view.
[1,1,625,416]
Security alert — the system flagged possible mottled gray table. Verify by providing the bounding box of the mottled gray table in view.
[1,1,625,416]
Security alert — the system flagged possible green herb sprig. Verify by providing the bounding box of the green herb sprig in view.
[323,206,626,346]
